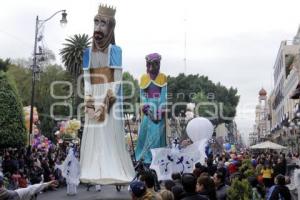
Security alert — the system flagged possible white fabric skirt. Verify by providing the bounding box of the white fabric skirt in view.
[80,82,135,184]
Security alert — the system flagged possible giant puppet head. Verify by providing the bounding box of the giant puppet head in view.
[92,4,116,52]
[145,53,161,79]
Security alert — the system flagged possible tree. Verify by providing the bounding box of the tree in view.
[0,59,26,148]
[193,88,239,126]
[11,58,32,69]
[60,34,91,115]
[36,48,56,69]
[168,74,199,115]
[60,34,91,78]
[122,71,139,114]
[239,159,255,178]
[35,65,72,140]
[8,62,72,141]
[7,64,32,106]
[0,58,11,72]
[193,91,211,117]
[168,73,239,127]
[227,179,252,200]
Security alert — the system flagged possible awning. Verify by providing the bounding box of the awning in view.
[250,140,287,150]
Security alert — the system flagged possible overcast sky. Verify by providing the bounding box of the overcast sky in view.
[1,0,300,144]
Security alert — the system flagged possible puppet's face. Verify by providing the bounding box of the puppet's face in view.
[146,61,160,75]
[93,15,111,46]
[145,53,161,76]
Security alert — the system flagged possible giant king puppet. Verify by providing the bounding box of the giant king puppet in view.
[80,4,135,185]
[135,53,168,164]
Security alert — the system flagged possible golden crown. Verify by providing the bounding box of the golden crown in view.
[98,4,116,17]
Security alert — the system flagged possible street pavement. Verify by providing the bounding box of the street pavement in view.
[38,184,131,200]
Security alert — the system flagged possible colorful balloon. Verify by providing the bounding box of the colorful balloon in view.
[225,143,231,151]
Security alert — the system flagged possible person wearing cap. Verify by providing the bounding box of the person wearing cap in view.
[135,53,168,164]
[129,181,154,200]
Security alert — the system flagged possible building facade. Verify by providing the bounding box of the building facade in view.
[268,27,300,153]
[250,88,271,146]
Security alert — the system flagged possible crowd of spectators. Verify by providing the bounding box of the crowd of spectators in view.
[1,145,300,200]
[129,151,300,200]
[0,144,70,191]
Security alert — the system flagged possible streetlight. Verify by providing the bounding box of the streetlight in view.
[29,10,67,146]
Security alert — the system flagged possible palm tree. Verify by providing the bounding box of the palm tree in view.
[60,34,91,116]
[60,34,91,78]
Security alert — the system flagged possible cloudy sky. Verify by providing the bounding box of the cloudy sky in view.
[1,0,300,144]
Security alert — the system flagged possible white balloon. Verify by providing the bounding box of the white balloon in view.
[186,117,214,142]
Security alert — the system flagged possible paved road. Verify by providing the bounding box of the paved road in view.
[37,184,131,200]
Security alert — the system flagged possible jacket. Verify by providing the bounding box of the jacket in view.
[266,185,291,200]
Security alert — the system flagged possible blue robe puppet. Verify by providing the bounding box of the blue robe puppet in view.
[135,53,168,164]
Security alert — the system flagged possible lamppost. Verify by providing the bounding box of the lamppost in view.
[29,10,67,146]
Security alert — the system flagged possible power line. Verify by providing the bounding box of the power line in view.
[0,29,32,48]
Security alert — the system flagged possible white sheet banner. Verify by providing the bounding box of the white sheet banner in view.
[150,139,207,180]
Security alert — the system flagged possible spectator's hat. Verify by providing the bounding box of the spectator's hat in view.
[129,181,146,198]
